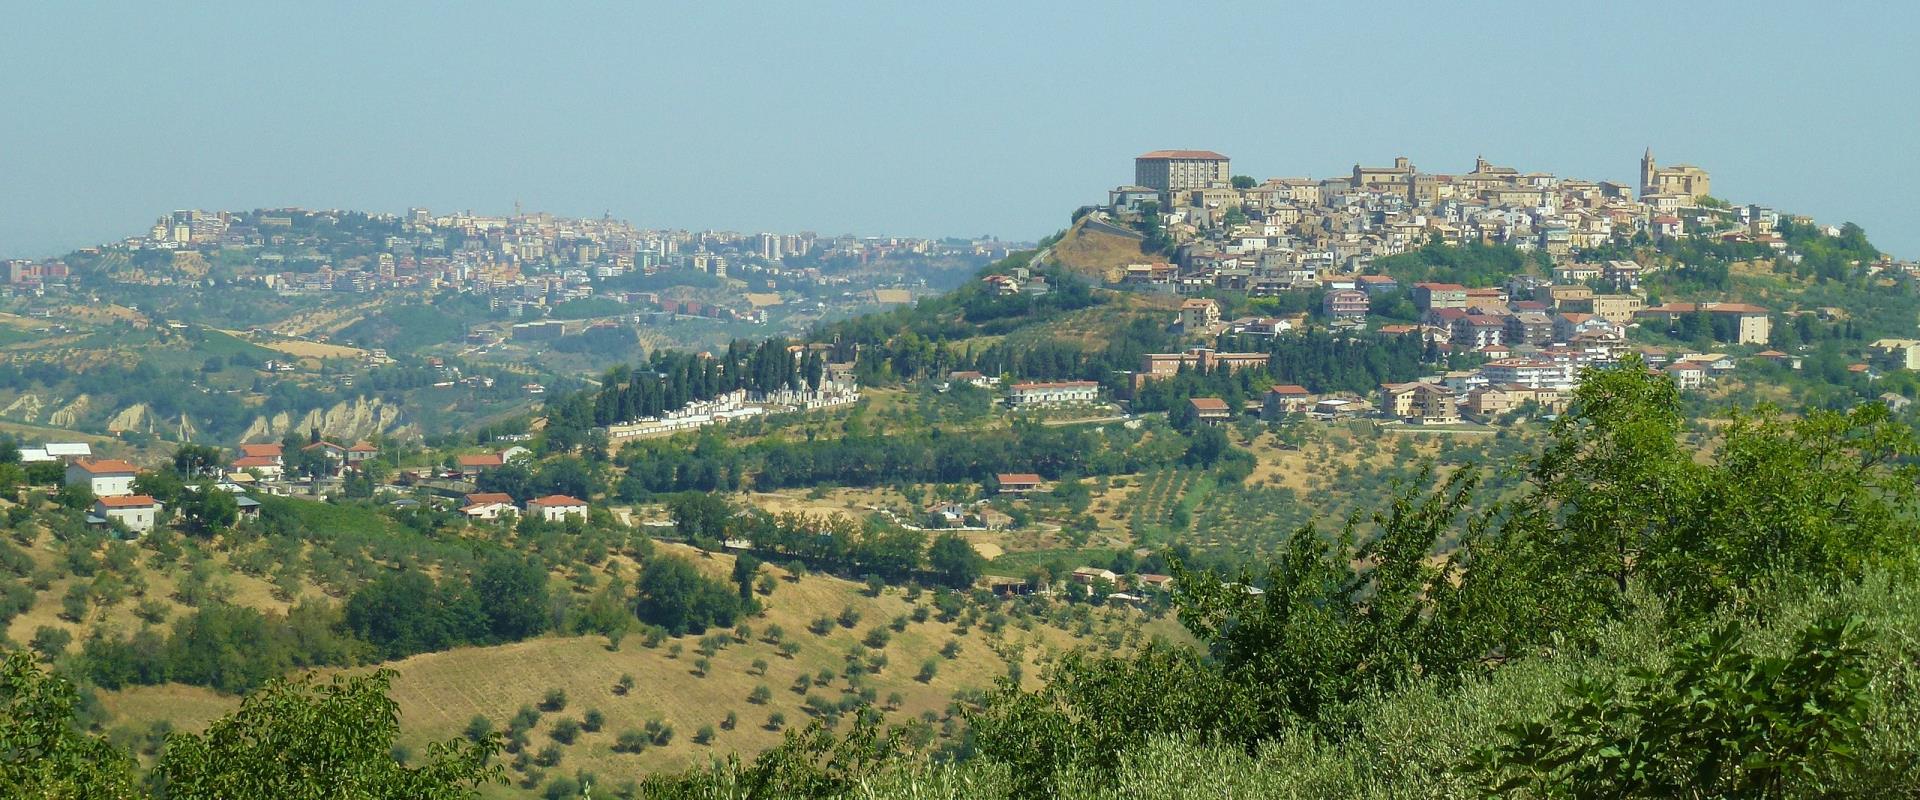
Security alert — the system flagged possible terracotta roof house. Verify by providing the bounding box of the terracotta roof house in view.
[456,453,505,477]
[462,492,519,520]
[1188,397,1234,424]
[66,458,140,498]
[526,495,589,522]
[1263,384,1313,418]
[90,495,161,533]
[995,473,1044,494]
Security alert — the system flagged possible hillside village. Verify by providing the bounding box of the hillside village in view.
[955,148,1919,424]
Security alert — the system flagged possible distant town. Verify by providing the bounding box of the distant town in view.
[2,207,1019,331]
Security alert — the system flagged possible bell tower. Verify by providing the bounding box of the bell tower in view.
[1639,147,1656,197]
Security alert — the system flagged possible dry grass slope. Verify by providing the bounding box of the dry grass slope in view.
[1050,217,1146,283]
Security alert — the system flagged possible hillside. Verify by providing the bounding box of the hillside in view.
[1048,215,1147,282]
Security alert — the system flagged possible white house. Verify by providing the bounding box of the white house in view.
[461,492,518,520]
[66,458,140,497]
[91,495,160,534]
[527,494,589,522]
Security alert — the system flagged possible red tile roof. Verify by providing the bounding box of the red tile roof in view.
[1268,384,1309,396]
[232,456,280,468]
[1188,397,1231,412]
[96,495,158,508]
[528,495,587,507]
[71,458,139,474]
[239,443,283,458]
[465,492,515,506]
[996,473,1043,485]
[457,453,505,468]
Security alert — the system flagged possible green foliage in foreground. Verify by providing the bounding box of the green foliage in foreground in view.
[1,653,502,799]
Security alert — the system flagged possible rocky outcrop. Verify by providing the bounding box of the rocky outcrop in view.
[105,403,150,433]
[239,396,413,443]
[1,394,43,422]
[48,395,91,428]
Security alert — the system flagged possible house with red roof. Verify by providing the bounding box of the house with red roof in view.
[346,441,379,466]
[526,495,589,522]
[1188,397,1234,425]
[994,473,1044,495]
[230,455,284,480]
[1262,384,1313,419]
[90,495,160,533]
[461,492,518,520]
[456,452,505,478]
[66,458,140,497]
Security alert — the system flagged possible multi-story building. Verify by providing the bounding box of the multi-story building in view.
[1008,381,1101,407]
[1135,349,1271,386]
[1633,302,1772,345]
[1322,289,1370,321]
[1262,384,1313,419]
[66,458,139,498]
[1380,381,1459,424]
[1504,312,1555,346]
[1412,282,1468,311]
[1134,150,1230,203]
[1180,298,1221,331]
[1480,358,1575,389]
[91,495,160,534]
[1452,315,1506,349]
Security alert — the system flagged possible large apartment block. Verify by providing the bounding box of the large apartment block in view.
[1135,150,1230,203]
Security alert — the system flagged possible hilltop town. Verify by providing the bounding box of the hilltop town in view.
[954,148,1912,424]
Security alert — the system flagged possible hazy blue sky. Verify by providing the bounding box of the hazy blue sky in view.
[3,3,1916,257]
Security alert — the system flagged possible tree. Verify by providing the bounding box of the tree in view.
[1230,175,1257,190]
[54,481,95,511]
[732,554,761,608]
[473,554,549,642]
[1472,612,1872,798]
[668,492,733,545]
[633,554,742,636]
[29,626,72,662]
[0,651,143,798]
[157,669,503,798]
[173,444,226,478]
[175,484,240,535]
[926,533,985,589]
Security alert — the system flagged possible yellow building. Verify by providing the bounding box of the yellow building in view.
[1640,148,1711,199]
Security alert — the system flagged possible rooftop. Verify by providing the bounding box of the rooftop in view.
[1137,149,1229,161]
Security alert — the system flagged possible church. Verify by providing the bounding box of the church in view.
[1640,148,1711,199]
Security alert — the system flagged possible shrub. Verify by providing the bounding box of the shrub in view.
[614,730,648,753]
[540,688,567,712]
[463,715,492,743]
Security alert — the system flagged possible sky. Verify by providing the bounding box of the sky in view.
[2,2,1917,258]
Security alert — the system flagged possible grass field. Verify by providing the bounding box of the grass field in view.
[67,531,1179,796]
